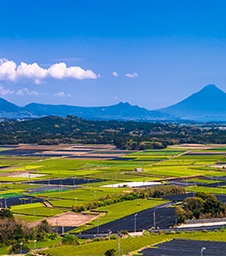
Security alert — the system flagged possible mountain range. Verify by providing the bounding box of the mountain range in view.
[0,84,225,122]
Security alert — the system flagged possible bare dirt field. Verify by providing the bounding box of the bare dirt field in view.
[0,170,45,178]
[0,143,132,160]
[39,144,129,159]
[28,211,98,228]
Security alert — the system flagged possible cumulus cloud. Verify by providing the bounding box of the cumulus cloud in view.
[16,88,39,96]
[0,58,98,83]
[54,91,71,97]
[0,85,14,95]
[0,60,17,81]
[125,72,138,78]
[112,72,118,77]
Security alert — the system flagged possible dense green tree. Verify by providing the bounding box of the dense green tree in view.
[183,197,205,219]
[195,192,226,216]
[177,193,226,223]
[175,206,187,223]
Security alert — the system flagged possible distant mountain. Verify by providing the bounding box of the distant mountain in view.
[0,84,226,122]
[159,84,226,121]
[0,97,32,119]
[0,97,20,112]
[24,102,175,121]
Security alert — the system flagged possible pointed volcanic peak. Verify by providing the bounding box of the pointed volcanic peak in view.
[159,84,226,121]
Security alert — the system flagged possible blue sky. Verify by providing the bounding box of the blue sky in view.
[0,0,226,109]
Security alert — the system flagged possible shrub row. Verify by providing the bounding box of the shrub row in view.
[72,185,185,213]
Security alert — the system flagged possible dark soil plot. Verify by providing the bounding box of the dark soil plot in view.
[0,145,18,148]
[205,176,226,181]
[0,148,73,157]
[205,181,226,187]
[98,151,133,154]
[28,185,74,193]
[139,239,226,256]
[0,149,44,156]
[0,165,10,169]
[34,154,72,157]
[163,193,226,204]
[52,226,77,234]
[55,149,93,152]
[80,204,176,234]
[162,193,194,202]
[215,194,226,203]
[0,195,43,207]
[168,180,199,187]
[27,178,103,186]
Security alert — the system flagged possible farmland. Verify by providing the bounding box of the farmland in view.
[1,143,226,255]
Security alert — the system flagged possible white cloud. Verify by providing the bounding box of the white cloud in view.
[0,85,14,95]
[0,60,17,81]
[16,88,39,96]
[0,58,8,65]
[125,72,138,78]
[17,62,47,82]
[112,72,118,77]
[0,58,98,83]
[48,63,67,79]
[54,91,71,97]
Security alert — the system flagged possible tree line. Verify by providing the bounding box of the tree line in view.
[0,116,226,149]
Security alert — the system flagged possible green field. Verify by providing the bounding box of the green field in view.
[1,144,226,255]
[10,202,65,217]
[73,198,168,233]
[40,230,226,256]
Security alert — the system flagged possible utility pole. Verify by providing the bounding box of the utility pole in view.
[97,219,99,234]
[201,247,206,256]
[19,242,23,254]
[118,233,121,256]
[34,240,37,249]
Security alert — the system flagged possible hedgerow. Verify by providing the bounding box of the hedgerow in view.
[72,185,185,212]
